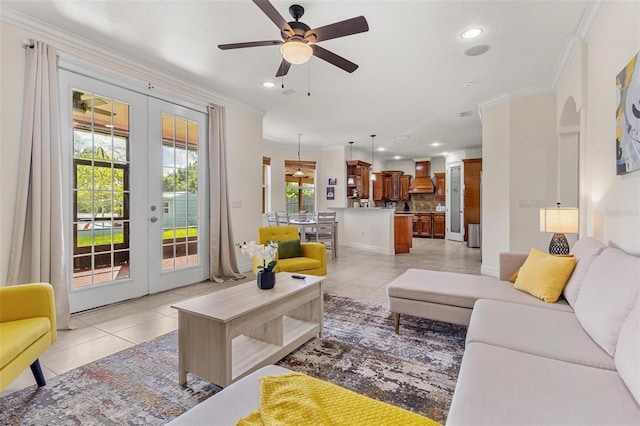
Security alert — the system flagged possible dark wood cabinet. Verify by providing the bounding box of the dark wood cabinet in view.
[432,213,445,238]
[372,172,384,201]
[394,215,414,254]
[399,175,411,201]
[346,160,371,199]
[462,158,482,242]
[434,172,446,201]
[413,213,432,237]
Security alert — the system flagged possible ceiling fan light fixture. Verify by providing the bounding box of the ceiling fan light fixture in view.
[281,40,313,65]
[461,27,483,39]
[293,168,305,177]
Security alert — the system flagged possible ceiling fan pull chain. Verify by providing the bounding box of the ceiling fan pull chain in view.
[281,65,285,89]
[307,59,311,96]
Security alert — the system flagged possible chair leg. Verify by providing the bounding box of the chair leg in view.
[30,359,46,387]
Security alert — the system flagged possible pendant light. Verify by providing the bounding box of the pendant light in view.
[293,133,305,177]
[347,141,355,185]
[370,134,377,181]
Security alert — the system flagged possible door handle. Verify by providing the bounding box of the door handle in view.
[150,216,158,223]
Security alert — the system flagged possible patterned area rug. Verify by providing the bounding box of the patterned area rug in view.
[0,294,466,425]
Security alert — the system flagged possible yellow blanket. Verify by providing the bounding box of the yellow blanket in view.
[236,372,440,426]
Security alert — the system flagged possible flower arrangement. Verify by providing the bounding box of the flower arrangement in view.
[236,240,279,272]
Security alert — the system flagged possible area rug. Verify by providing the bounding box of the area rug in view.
[0,294,466,425]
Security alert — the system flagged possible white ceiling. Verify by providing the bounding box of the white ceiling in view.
[2,1,596,161]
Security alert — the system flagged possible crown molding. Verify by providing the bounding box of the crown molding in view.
[549,1,610,89]
[477,86,555,111]
[0,7,265,118]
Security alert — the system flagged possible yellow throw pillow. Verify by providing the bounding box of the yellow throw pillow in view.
[514,248,576,303]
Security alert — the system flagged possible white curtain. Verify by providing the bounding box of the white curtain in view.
[208,105,244,282]
[7,41,70,329]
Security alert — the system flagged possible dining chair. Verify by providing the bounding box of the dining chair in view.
[266,212,277,226]
[305,211,337,259]
[275,211,290,226]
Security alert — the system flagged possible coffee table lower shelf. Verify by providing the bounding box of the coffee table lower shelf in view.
[232,316,319,381]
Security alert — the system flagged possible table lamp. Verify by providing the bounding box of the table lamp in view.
[539,203,579,255]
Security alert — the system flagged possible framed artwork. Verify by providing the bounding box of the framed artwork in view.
[616,50,640,175]
[328,178,337,186]
[326,187,335,200]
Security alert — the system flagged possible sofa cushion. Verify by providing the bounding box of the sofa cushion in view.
[467,300,615,370]
[513,248,576,303]
[387,269,572,312]
[0,317,51,369]
[615,299,640,405]
[563,237,606,308]
[276,257,321,272]
[574,248,640,356]
[446,342,640,426]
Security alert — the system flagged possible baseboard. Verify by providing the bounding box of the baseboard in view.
[481,264,499,278]
[341,242,395,255]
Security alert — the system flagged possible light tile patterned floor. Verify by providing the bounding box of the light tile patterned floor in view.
[1,238,481,396]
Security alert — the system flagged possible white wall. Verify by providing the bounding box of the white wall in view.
[263,143,347,212]
[482,0,640,277]
[0,20,265,282]
[480,101,511,275]
[577,1,640,254]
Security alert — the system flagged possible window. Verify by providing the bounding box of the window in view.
[163,201,171,214]
[262,157,271,214]
[284,160,316,213]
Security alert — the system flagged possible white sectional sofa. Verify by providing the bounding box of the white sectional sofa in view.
[387,237,640,425]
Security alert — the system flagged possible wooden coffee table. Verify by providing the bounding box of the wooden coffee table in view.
[171,273,324,387]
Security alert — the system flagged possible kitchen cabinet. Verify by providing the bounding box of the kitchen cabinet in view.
[394,215,413,254]
[372,172,384,201]
[462,158,482,242]
[434,173,446,201]
[386,171,403,201]
[400,175,411,201]
[432,213,445,238]
[413,213,432,237]
[346,160,371,199]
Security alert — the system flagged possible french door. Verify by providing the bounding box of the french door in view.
[60,70,209,312]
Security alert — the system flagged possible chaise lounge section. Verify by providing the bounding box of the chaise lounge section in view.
[387,237,640,425]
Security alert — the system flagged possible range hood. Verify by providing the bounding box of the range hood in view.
[408,161,435,194]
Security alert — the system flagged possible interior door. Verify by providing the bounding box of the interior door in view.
[447,162,464,241]
[148,98,209,293]
[60,70,149,312]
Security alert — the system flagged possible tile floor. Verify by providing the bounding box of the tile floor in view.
[1,237,481,396]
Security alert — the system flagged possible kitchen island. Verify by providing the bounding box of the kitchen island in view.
[330,207,412,255]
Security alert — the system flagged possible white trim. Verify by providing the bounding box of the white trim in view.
[478,87,555,111]
[480,264,499,278]
[1,6,265,117]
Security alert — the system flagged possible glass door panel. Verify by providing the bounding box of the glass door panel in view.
[148,99,208,293]
[447,162,464,241]
[61,71,148,312]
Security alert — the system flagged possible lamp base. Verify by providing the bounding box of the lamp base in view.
[549,233,570,255]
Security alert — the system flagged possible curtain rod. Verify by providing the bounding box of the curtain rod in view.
[23,39,35,49]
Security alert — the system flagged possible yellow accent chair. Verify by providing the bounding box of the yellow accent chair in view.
[253,226,327,276]
[0,283,57,391]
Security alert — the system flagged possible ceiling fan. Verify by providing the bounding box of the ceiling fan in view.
[218,0,369,77]
[73,92,114,116]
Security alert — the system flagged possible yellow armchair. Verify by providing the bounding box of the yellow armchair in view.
[0,283,57,391]
[253,226,327,276]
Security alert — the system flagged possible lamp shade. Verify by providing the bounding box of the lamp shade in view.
[281,41,312,65]
[539,207,579,233]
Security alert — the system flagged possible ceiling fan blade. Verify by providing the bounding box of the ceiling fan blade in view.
[218,40,282,50]
[252,0,294,36]
[275,60,291,77]
[305,16,369,43]
[311,45,358,73]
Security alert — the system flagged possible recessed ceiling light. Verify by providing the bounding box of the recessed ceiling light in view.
[431,142,441,147]
[394,156,401,160]
[463,81,473,88]
[377,147,385,151]
[461,27,483,39]
[262,81,276,88]
[442,152,448,156]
